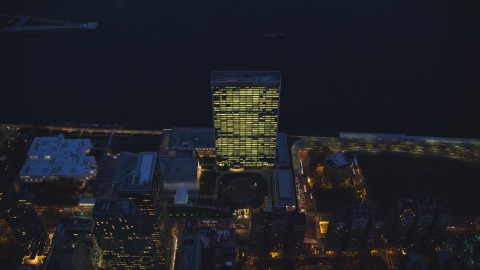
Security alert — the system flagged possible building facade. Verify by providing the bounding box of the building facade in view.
[112,152,173,269]
[211,71,281,169]
[111,152,173,269]
[0,159,47,260]
[383,197,450,249]
[92,198,157,269]
[250,208,305,256]
[250,209,270,255]
[270,207,288,254]
[345,204,369,252]
[47,216,102,270]
[383,198,417,248]
[324,207,349,253]
[364,208,386,251]
[289,211,306,254]
[324,204,385,254]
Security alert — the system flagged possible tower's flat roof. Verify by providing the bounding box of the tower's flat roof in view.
[276,133,290,168]
[169,127,215,150]
[212,71,281,82]
[159,158,198,184]
[112,152,157,193]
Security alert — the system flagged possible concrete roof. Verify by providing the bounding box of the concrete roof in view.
[159,158,198,184]
[179,231,202,270]
[276,133,290,168]
[92,198,143,214]
[325,152,350,168]
[19,134,95,179]
[112,152,157,193]
[273,170,296,210]
[169,127,215,150]
[175,188,188,204]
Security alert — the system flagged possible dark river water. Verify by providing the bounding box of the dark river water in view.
[1,0,479,137]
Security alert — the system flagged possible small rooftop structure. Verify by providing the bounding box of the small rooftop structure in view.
[323,152,355,185]
[324,152,354,170]
[159,158,199,191]
[112,152,157,193]
[273,170,296,211]
[19,134,95,182]
[174,188,188,204]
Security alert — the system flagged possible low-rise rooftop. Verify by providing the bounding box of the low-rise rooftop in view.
[112,152,157,193]
[19,134,95,181]
[325,152,354,169]
[273,170,296,211]
[169,127,215,150]
[276,133,290,168]
[175,188,188,204]
[159,158,199,190]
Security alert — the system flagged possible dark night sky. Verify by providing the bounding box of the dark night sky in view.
[1,1,479,137]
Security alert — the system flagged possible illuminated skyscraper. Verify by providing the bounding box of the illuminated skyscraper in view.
[92,198,157,269]
[111,152,173,269]
[211,71,281,169]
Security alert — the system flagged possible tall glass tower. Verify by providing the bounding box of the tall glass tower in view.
[212,71,281,169]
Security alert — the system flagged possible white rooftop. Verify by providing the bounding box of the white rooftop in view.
[138,153,155,185]
[20,135,95,181]
[175,188,188,204]
[27,135,64,157]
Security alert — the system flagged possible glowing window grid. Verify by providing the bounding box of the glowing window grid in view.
[212,72,280,168]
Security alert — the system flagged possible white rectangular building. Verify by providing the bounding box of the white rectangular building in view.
[19,134,96,183]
